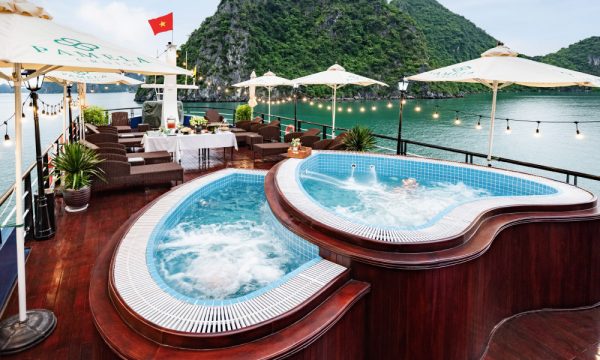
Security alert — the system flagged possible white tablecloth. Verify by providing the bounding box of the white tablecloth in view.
[141,132,238,170]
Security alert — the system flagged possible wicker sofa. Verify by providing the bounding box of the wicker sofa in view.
[92,154,183,192]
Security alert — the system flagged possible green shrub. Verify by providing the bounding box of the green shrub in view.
[343,125,376,152]
[235,104,252,122]
[83,106,108,126]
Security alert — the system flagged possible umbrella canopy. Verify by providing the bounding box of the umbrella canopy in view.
[408,44,600,160]
[293,64,387,136]
[0,2,190,76]
[247,70,257,109]
[45,71,143,85]
[0,1,190,348]
[233,71,293,121]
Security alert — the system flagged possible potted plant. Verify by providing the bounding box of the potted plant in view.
[190,116,208,133]
[52,143,105,212]
[343,125,376,152]
[290,138,301,152]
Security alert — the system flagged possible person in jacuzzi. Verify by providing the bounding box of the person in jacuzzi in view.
[392,178,419,193]
[402,178,419,189]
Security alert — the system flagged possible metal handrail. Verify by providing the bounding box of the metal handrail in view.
[0,134,63,240]
[103,105,600,187]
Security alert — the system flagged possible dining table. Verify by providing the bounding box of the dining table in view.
[142,131,238,170]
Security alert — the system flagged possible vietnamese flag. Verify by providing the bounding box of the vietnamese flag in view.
[148,12,173,35]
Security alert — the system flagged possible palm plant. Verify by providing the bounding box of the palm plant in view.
[343,125,376,152]
[52,143,105,190]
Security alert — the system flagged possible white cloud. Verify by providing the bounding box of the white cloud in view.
[75,1,159,56]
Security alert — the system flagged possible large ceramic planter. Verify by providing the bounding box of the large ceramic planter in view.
[63,186,91,213]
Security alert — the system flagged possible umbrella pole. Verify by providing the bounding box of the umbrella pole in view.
[13,64,26,323]
[62,85,68,144]
[268,87,271,123]
[331,85,337,138]
[0,64,56,356]
[487,81,499,163]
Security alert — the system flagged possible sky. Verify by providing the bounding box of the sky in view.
[38,0,599,58]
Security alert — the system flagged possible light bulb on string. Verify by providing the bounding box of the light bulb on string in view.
[432,106,439,119]
[318,103,323,109]
[401,98,407,105]
[505,119,512,134]
[327,105,331,110]
[414,104,421,112]
[360,106,366,113]
[4,133,12,147]
[534,121,541,138]
[386,102,393,109]
[453,111,461,125]
[371,106,377,111]
[309,101,314,106]
[347,107,352,113]
[338,106,343,112]
[302,97,307,102]
[475,116,482,130]
[575,122,584,140]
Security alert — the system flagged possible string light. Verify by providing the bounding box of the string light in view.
[360,106,366,113]
[401,98,407,105]
[3,121,11,147]
[453,111,461,125]
[318,103,323,109]
[287,97,292,101]
[534,121,541,138]
[337,106,343,112]
[371,106,377,111]
[347,107,352,113]
[386,102,393,109]
[309,101,314,106]
[432,106,439,119]
[575,122,584,139]
[302,97,307,102]
[505,119,512,134]
[414,105,421,112]
[327,105,331,110]
[476,115,482,130]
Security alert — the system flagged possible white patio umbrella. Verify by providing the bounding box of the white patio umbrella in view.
[44,72,143,143]
[407,44,600,161]
[293,64,387,137]
[233,71,293,121]
[0,1,189,354]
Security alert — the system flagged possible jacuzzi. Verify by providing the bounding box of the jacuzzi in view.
[273,151,594,251]
[109,169,347,348]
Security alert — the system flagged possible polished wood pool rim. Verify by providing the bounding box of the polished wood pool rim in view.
[266,158,600,358]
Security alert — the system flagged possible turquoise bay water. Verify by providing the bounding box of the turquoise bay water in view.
[1,91,599,198]
[152,181,306,300]
[187,92,600,193]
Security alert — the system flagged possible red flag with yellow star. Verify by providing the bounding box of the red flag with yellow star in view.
[148,12,173,35]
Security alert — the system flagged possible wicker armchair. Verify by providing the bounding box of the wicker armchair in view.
[297,135,320,148]
[111,112,132,133]
[258,125,281,143]
[236,117,262,131]
[204,109,224,123]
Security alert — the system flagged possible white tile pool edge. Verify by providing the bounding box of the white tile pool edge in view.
[276,151,595,244]
[113,168,346,334]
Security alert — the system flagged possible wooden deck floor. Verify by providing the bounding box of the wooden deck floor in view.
[1,148,598,359]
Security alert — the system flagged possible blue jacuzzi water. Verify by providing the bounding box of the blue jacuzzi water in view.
[148,173,319,301]
[298,153,558,230]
